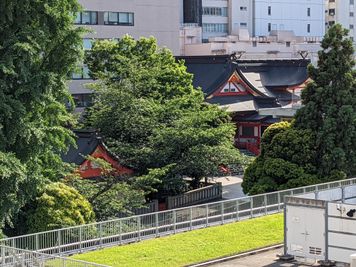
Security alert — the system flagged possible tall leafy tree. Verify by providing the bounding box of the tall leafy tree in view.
[294,24,356,177]
[243,24,356,195]
[0,0,83,227]
[85,36,241,193]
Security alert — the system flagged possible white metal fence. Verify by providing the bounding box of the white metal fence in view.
[1,177,356,257]
[0,245,109,267]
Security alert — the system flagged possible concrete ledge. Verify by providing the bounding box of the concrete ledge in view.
[187,244,284,267]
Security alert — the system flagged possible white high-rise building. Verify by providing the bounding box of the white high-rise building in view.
[326,0,356,42]
[253,0,325,37]
[199,0,325,41]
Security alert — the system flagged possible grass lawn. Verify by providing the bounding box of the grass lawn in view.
[73,214,283,267]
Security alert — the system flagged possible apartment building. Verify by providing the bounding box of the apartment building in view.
[326,0,356,42]
[70,0,181,110]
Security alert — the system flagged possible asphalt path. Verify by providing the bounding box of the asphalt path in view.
[214,175,246,199]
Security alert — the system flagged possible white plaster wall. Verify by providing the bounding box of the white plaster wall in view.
[254,0,325,37]
[229,0,254,35]
[333,0,356,42]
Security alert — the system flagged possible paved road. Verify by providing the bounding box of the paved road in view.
[214,176,246,199]
[209,248,312,267]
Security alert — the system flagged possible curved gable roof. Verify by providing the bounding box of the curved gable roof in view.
[62,130,99,165]
[177,56,309,98]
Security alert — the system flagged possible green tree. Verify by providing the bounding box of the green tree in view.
[0,1,83,227]
[242,122,320,194]
[66,157,156,221]
[27,182,95,233]
[85,36,241,192]
[243,24,356,195]
[0,152,27,226]
[295,24,356,177]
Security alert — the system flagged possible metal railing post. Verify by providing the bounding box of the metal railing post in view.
[99,223,103,247]
[79,227,83,252]
[119,220,122,244]
[250,197,254,218]
[221,202,224,224]
[137,216,141,241]
[206,205,209,226]
[155,213,159,236]
[236,200,239,221]
[35,234,39,252]
[264,194,268,215]
[173,210,177,234]
[1,245,4,264]
[278,193,281,212]
[190,207,193,230]
[58,230,61,255]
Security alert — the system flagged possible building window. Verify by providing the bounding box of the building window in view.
[307,8,311,17]
[329,9,335,16]
[203,7,228,17]
[350,24,354,29]
[286,41,291,47]
[268,23,271,32]
[240,22,247,27]
[240,6,247,11]
[241,126,254,137]
[329,21,335,26]
[350,12,354,17]
[268,6,271,15]
[75,11,98,25]
[252,41,257,47]
[351,0,354,5]
[307,24,311,33]
[72,65,90,80]
[203,23,228,33]
[72,94,93,108]
[104,12,134,25]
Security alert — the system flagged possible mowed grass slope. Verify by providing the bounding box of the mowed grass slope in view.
[73,214,283,267]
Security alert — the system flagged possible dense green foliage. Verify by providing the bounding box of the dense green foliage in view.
[66,157,153,221]
[0,0,83,227]
[73,214,283,267]
[85,36,240,193]
[242,122,320,194]
[294,24,356,177]
[27,182,95,233]
[0,152,27,226]
[243,25,355,194]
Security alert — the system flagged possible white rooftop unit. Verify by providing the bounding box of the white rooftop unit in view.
[284,182,356,266]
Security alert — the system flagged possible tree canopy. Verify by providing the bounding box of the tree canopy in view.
[27,182,95,233]
[243,24,356,195]
[0,0,83,227]
[66,157,153,221]
[294,24,356,177]
[84,36,241,193]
